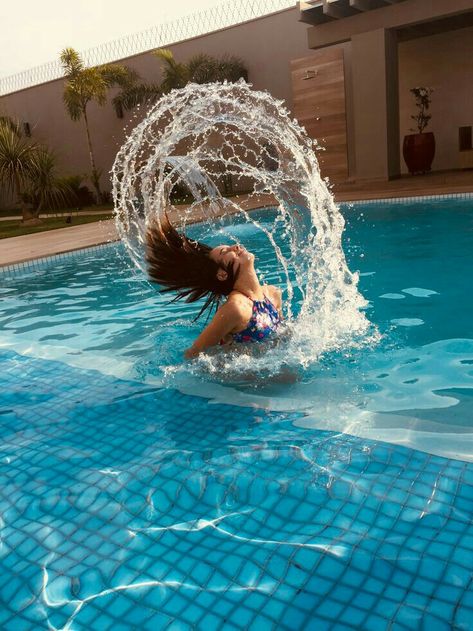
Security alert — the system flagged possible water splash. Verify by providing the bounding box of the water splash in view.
[112,81,375,375]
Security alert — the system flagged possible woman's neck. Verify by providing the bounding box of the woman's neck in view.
[232,267,263,300]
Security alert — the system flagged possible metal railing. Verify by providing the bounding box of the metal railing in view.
[0,0,295,96]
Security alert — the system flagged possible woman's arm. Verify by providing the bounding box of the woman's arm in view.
[184,301,242,359]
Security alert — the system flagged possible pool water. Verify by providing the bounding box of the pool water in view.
[0,197,472,629]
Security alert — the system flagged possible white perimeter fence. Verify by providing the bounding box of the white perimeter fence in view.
[0,0,295,96]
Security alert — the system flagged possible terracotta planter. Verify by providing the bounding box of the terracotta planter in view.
[403,132,435,174]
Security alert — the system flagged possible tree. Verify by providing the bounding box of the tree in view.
[60,47,135,203]
[0,116,75,223]
[154,49,190,93]
[154,49,248,93]
[111,50,248,116]
[187,53,248,84]
[112,70,161,118]
[0,118,39,223]
[26,146,73,214]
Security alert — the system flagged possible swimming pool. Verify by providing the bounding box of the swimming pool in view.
[1,195,472,629]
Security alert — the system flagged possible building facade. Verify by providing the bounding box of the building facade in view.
[297,0,473,181]
[1,0,473,208]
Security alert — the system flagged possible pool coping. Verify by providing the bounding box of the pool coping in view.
[341,190,473,205]
[0,242,119,277]
[1,191,472,274]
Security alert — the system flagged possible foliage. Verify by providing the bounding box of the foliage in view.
[0,115,22,135]
[112,71,161,116]
[23,146,74,213]
[154,49,190,93]
[154,49,248,93]
[0,116,80,221]
[59,174,95,207]
[410,87,433,134]
[60,47,137,202]
[188,53,248,84]
[0,118,37,192]
[61,48,132,120]
[0,117,39,220]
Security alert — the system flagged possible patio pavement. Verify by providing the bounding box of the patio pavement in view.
[0,219,118,267]
[1,171,472,267]
[0,193,275,267]
[334,168,473,201]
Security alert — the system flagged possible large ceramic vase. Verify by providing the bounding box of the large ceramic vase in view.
[403,132,435,174]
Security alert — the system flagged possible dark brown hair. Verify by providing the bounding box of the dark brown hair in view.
[146,215,237,319]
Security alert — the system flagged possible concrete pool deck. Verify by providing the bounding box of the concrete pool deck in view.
[1,170,472,267]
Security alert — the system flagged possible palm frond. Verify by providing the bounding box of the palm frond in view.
[215,55,248,82]
[27,145,74,211]
[0,125,38,194]
[153,49,248,92]
[60,48,83,77]
[112,83,161,115]
[0,115,22,136]
[62,83,84,120]
[100,63,133,88]
[153,49,189,93]
[153,49,176,66]
[187,54,219,84]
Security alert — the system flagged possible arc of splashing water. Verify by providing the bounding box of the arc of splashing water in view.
[112,81,372,366]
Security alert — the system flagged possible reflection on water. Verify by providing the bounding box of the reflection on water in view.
[0,349,472,629]
[2,200,472,459]
[0,198,473,628]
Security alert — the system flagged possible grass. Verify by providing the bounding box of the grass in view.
[0,204,114,218]
[0,190,256,238]
[0,214,113,239]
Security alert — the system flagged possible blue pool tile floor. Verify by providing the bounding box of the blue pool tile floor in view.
[1,348,472,630]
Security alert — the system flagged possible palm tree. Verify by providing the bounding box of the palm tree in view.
[60,47,135,204]
[154,50,248,93]
[187,53,248,84]
[112,70,161,118]
[0,118,39,222]
[111,50,248,116]
[26,146,74,214]
[154,49,190,93]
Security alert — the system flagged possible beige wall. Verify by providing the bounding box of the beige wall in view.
[0,7,310,208]
[398,25,473,174]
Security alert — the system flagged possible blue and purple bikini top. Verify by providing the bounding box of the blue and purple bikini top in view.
[232,293,281,344]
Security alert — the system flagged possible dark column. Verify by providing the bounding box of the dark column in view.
[351,27,400,180]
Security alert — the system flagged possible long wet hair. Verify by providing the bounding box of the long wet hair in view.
[146,215,237,319]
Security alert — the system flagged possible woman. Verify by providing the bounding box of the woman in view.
[146,216,282,359]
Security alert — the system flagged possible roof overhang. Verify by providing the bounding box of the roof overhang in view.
[299,0,408,26]
[300,0,473,49]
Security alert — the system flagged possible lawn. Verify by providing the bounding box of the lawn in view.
[0,214,113,239]
[0,204,113,218]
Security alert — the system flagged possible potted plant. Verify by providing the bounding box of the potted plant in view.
[403,87,435,174]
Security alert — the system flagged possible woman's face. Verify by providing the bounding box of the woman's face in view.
[209,243,254,275]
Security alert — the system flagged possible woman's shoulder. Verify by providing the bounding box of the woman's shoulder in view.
[263,284,282,299]
[219,293,251,315]
[213,294,253,333]
[262,285,282,310]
